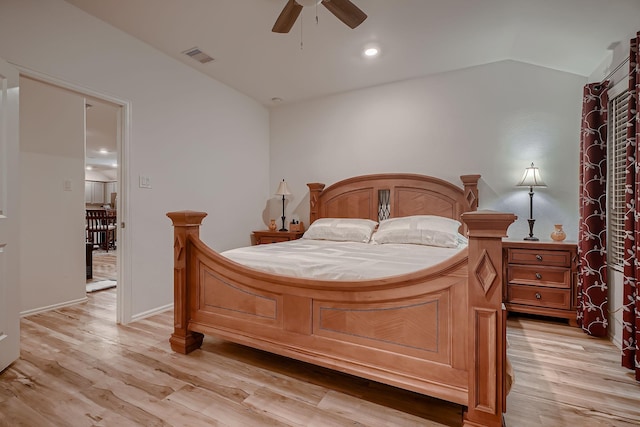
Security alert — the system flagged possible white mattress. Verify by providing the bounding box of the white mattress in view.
[221,238,467,281]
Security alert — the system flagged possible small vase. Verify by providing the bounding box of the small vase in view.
[268,219,277,231]
[550,224,566,242]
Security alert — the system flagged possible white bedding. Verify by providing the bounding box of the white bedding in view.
[221,238,467,281]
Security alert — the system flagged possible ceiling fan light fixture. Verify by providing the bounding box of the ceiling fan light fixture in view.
[297,0,322,6]
[273,0,366,33]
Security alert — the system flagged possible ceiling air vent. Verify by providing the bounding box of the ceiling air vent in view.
[182,47,215,64]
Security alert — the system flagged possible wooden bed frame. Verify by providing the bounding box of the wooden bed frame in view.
[167,173,516,427]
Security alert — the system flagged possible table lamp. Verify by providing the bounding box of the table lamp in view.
[275,179,292,231]
[517,162,546,241]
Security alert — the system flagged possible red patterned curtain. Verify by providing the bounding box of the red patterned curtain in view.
[622,32,640,381]
[577,82,609,337]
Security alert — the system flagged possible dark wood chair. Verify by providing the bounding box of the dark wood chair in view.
[86,209,116,251]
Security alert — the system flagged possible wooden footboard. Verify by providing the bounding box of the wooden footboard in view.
[167,210,515,427]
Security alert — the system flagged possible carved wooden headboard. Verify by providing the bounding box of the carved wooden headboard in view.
[307,173,480,224]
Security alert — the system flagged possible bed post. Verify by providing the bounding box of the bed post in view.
[307,182,326,224]
[166,210,207,354]
[461,211,516,427]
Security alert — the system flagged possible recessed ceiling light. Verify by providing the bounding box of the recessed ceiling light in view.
[99,148,109,154]
[364,47,379,57]
[86,166,93,170]
[111,163,118,168]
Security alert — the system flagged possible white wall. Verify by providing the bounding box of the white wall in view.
[19,77,86,313]
[589,32,634,348]
[270,60,585,242]
[0,0,270,319]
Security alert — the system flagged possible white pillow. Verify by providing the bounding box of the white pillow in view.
[302,218,378,243]
[371,215,462,248]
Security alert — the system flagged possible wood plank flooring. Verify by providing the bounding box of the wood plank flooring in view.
[1,285,639,426]
[88,250,117,283]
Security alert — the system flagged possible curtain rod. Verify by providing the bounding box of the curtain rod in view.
[601,56,630,83]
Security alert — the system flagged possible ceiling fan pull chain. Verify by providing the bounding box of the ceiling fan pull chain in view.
[300,11,304,50]
[315,2,319,25]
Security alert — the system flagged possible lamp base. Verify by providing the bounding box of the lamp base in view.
[524,218,538,241]
[280,213,287,232]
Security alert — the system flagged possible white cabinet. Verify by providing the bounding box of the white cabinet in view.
[85,181,105,204]
[85,180,117,205]
[105,181,117,202]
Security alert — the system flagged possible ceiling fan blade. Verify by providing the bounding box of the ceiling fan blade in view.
[272,0,303,33]
[321,0,367,29]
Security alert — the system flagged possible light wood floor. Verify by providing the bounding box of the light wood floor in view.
[2,267,639,425]
[87,250,117,283]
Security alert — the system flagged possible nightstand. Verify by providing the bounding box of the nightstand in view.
[502,240,578,326]
[253,230,304,245]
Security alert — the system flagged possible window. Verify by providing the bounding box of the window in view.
[607,89,630,270]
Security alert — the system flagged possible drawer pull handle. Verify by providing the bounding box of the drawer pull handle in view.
[535,273,542,280]
[536,254,543,261]
[535,292,542,300]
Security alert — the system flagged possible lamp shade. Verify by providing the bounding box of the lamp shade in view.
[517,163,547,188]
[275,179,292,196]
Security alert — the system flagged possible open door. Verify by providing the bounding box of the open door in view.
[0,57,20,372]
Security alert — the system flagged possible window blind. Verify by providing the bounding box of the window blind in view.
[608,90,630,269]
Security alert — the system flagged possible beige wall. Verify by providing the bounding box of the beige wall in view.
[19,77,86,314]
[270,60,585,243]
[0,0,270,320]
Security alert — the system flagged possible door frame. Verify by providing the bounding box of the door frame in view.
[0,57,20,371]
[16,65,132,324]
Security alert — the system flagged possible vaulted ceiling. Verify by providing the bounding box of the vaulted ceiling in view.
[65,0,640,106]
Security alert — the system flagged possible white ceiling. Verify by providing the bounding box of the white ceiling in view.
[64,0,640,107]
[85,96,119,174]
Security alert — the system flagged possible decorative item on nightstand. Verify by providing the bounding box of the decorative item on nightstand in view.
[268,219,277,231]
[275,179,292,231]
[517,162,547,241]
[550,224,566,241]
[289,220,304,232]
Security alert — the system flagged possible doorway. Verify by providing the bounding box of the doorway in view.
[19,70,129,324]
[84,96,119,294]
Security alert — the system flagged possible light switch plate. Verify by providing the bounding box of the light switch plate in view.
[139,175,152,189]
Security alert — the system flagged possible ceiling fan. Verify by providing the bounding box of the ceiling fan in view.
[272,0,367,34]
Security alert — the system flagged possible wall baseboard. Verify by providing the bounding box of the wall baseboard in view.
[130,303,173,323]
[20,297,89,317]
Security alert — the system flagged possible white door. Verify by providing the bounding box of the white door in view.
[0,58,20,372]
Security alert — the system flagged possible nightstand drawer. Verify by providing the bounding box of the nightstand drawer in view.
[507,265,571,289]
[259,236,290,244]
[507,249,571,267]
[507,285,572,310]
[253,230,305,245]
